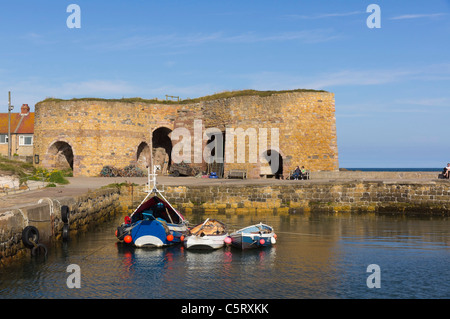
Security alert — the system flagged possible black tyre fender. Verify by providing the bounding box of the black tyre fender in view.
[115,226,125,240]
[31,243,48,257]
[62,224,70,242]
[61,205,70,224]
[22,226,39,249]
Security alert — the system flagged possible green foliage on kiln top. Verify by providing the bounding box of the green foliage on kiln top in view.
[181,88,328,103]
[36,88,328,105]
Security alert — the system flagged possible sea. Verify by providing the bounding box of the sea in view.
[344,168,441,172]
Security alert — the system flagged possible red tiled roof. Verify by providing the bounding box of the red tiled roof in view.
[0,112,34,134]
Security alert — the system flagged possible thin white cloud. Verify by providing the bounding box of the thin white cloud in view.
[305,69,415,89]
[1,77,222,109]
[239,69,411,91]
[59,80,137,96]
[390,13,447,20]
[89,29,340,51]
[222,30,340,44]
[2,79,140,109]
[285,11,364,19]
[240,63,450,91]
[395,97,450,107]
[20,32,56,45]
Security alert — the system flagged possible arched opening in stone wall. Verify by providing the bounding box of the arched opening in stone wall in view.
[136,142,151,171]
[47,141,74,170]
[205,130,225,178]
[152,127,172,174]
[261,149,283,179]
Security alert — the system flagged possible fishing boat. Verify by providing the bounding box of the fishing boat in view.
[229,223,276,250]
[184,218,228,250]
[115,166,188,248]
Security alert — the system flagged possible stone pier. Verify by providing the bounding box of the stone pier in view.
[0,187,122,266]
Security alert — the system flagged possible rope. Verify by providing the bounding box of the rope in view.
[29,239,48,257]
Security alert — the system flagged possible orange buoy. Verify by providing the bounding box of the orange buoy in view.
[124,235,132,244]
[167,234,174,242]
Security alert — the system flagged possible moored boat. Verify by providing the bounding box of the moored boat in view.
[229,223,276,250]
[115,167,188,248]
[184,218,228,250]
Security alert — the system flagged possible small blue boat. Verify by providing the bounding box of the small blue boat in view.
[229,223,277,250]
[116,168,188,248]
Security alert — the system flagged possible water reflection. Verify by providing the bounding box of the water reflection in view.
[113,239,279,299]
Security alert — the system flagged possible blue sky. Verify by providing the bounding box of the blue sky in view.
[1,0,449,168]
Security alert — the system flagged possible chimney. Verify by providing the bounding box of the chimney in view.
[21,104,30,115]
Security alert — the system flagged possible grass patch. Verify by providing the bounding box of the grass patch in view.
[48,170,70,184]
[0,155,36,185]
[27,167,71,185]
[36,88,328,106]
[0,155,35,177]
[0,156,71,186]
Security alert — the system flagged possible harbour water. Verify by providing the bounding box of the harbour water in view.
[0,210,449,299]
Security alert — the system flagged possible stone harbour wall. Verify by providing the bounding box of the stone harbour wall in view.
[160,181,450,215]
[310,171,440,180]
[0,187,121,266]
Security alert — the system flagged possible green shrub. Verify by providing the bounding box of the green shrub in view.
[48,171,69,184]
[29,168,70,184]
[61,169,73,177]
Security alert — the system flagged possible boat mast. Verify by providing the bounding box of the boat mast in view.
[146,126,158,194]
[130,128,156,216]
[130,127,184,221]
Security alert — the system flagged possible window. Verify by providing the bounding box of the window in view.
[19,135,33,146]
[0,135,8,144]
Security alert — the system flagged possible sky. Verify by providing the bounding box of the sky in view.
[0,0,449,168]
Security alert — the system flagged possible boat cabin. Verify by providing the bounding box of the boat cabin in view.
[131,196,184,225]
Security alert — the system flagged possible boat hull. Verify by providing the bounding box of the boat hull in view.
[230,233,275,249]
[184,234,228,250]
[129,219,188,248]
[230,223,276,250]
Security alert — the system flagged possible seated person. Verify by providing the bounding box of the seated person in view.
[444,163,450,179]
[300,166,307,179]
[292,166,301,180]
